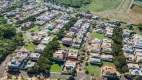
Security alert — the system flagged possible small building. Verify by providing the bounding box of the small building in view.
[101,42,111,49]
[53,50,67,61]
[96,28,104,34]
[52,29,60,34]
[90,44,101,53]
[29,53,41,61]
[100,22,106,28]
[41,36,53,45]
[91,38,101,44]
[125,54,135,63]
[101,54,113,62]
[122,29,131,38]
[62,38,72,46]
[90,53,101,59]
[89,58,102,65]
[65,32,75,38]
[136,56,142,63]
[102,66,119,78]
[62,60,76,73]
[127,63,140,69]
[32,35,42,43]
[67,49,79,60]
[35,44,46,53]
[21,22,34,31]
[7,59,21,71]
[25,61,35,69]
[102,48,112,53]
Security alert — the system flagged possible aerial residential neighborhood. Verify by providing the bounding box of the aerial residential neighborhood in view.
[0,0,142,80]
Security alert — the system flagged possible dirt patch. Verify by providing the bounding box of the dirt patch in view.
[131,4,142,14]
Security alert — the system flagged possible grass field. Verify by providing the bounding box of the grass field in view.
[27,26,40,32]
[80,0,122,12]
[24,42,36,52]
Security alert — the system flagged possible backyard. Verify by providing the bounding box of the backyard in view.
[90,32,110,40]
[80,0,122,12]
[103,61,115,67]
[27,25,40,32]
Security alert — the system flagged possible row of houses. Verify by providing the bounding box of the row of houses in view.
[44,13,71,34]
[44,3,73,14]
[62,19,91,49]
[7,48,41,71]
[36,11,60,26]
[15,7,47,22]
[89,38,113,65]
[122,30,142,76]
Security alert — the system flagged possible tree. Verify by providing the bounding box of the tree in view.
[68,75,75,80]
[7,74,12,79]
[133,76,140,80]
[137,23,142,31]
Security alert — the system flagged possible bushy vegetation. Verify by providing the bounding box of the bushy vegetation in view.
[0,15,23,63]
[112,27,129,73]
[44,0,92,8]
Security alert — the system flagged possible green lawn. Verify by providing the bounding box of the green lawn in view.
[120,23,127,28]
[50,34,57,38]
[102,18,109,23]
[51,63,63,72]
[27,25,40,32]
[80,0,122,12]
[103,61,115,67]
[12,18,17,24]
[23,34,27,40]
[91,32,109,40]
[86,63,101,77]
[24,42,36,52]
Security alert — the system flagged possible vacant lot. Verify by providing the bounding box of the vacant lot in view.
[80,0,122,12]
